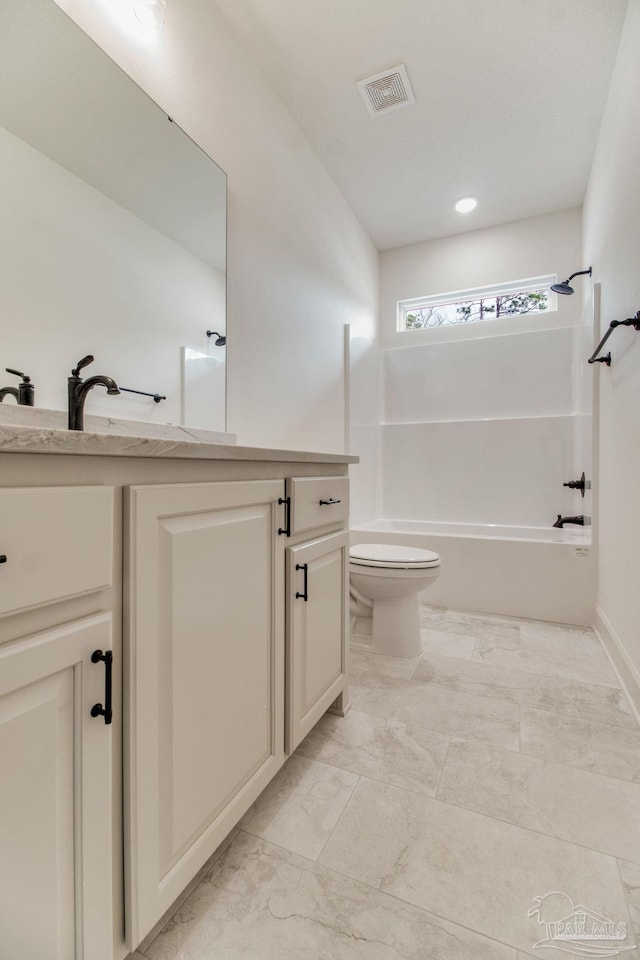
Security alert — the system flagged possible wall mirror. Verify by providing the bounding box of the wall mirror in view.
[0,0,227,432]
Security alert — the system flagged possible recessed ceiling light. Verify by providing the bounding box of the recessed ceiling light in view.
[134,0,167,28]
[454,197,478,214]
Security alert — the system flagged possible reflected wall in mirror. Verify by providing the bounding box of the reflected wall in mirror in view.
[0,0,227,432]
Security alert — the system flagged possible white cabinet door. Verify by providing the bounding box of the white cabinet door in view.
[0,615,114,960]
[286,530,348,752]
[0,487,113,617]
[125,480,285,946]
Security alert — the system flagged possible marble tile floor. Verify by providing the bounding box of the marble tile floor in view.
[135,605,640,960]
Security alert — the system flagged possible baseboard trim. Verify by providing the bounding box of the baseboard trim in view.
[594,606,640,728]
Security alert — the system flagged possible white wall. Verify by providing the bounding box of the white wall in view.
[53,0,378,452]
[0,125,226,428]
[380,208,583,348]
[378,210,588,529]
[583,0,640,690]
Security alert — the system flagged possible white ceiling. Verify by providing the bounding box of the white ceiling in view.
[215,0,628,251]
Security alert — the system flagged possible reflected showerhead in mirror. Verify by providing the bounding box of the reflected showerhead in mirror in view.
[206,330,226,346]
[550,267,592,296]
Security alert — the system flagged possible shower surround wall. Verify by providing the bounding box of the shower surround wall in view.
[379,209,587,526]
[383,329,576,527]
[369,209,597,622]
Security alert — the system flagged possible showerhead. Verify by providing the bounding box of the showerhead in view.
[550,267,592,296]
[551,280,575,296]
[206,330,226,346]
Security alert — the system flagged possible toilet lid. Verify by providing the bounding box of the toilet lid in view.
[349,543,440,569]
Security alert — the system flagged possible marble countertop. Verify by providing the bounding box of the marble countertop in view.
[0,408,357,464]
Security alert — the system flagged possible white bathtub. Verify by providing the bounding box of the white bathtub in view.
[351,519,595,626]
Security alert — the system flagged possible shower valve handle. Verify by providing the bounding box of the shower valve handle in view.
[562,472,586,497]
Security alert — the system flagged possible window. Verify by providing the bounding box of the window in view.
[398,276,557,332]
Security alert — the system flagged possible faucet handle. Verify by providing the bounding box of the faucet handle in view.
[72,355,94,377]
[5,368,30,382]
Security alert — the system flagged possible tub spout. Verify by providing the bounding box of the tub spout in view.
[553,515,584,528]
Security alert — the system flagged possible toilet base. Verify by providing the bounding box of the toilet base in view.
[371,594,422,658]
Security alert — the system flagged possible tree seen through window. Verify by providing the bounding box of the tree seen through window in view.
[405,290,549,329]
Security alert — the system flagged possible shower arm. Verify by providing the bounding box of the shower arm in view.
[588,311,640,366]
[566,269,592,284]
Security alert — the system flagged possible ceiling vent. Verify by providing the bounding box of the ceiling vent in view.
[357,64,415,118]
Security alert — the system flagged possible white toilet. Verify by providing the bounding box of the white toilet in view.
[349,543,441,658]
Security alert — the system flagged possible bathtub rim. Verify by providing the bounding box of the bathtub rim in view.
[352,518,592,547]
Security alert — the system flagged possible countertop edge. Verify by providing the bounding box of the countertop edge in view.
[0,425,359,464]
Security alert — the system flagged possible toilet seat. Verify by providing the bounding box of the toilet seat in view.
[349,543,440,569]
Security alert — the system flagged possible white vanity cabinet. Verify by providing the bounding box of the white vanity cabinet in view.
[284,477,349,752]
[0,442,354,960]
[125,479,286,945]
[0,486,115,960]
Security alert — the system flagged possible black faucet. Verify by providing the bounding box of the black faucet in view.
[68,355,120,431]
[553,515,585,528]
[0,368,34,405]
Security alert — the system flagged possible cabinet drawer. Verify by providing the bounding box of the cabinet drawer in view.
[287,477,349,534]
[0,486,113,617]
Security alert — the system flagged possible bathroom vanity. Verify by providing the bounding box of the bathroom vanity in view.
[0,417,355,959]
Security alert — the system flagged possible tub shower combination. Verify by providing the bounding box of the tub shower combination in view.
[350,519,594,630]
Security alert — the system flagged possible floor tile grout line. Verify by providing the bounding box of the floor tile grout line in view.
[468,651,622,691]
[418,646,629,701]
[441,729,639,785]
[356,667,525,713]
[347,704,518,751]
[415,614,623,691]
[432,735,452,799]
[407,652,422,680]
[518,702,522,753]
[302,701,452,744]
[349,691,640,784]
[305,842,542,959]
[213,826,540,959]
[348,706,517,751]
[314,772,362,863]
[470,628,480,663]
[523,700,640,734]
[297,743,450,802]
[512,742,640,788]
[326,773,636,870]
[358,653,637,731]
[360,654,620,712]
[428,781,640,866]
